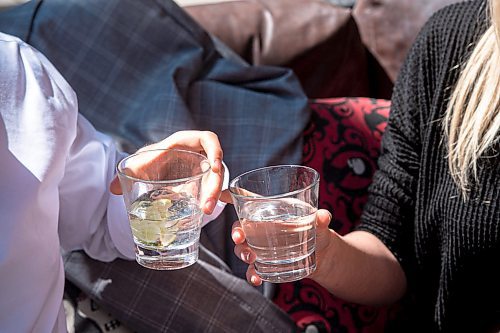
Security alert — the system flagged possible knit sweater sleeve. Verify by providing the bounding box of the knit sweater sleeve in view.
[356,7,449,277]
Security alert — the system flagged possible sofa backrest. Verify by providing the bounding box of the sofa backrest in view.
[184,0,464,98]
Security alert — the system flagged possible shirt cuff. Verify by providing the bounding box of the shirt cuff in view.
[201,160,229,227]
[107,193,136,260]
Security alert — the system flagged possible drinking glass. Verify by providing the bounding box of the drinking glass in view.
[117,149,210,270]
[229,165,319,283]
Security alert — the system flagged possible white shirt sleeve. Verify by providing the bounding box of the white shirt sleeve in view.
[57,114,136,260]
[0,33,135,332]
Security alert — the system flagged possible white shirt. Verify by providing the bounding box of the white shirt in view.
[0,33,226,332]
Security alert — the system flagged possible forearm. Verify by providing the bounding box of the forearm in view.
[311,230,407,306]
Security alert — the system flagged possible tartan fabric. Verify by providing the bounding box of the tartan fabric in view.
[0,1,308,332]
[63,247,296,333]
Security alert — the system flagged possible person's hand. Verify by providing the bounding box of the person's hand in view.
[219,189,233,204]
[231,208,334,286]
[308,210,336,282]
[109,130,224,215]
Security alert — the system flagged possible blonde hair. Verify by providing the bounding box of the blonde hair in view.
[444,0,500,196]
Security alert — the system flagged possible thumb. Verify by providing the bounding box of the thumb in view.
[316,209,332,229]
[315,209,333,251]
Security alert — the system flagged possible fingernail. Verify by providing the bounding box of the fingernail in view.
[204,199,215,213]
[250,276,259,285]
[241,251,250,262]
[232,230,241,242]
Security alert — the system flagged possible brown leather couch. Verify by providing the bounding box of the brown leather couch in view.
[183,0,463,99]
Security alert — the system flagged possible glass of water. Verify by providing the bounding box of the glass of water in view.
[229,165,319,283]
[117,149,210,270]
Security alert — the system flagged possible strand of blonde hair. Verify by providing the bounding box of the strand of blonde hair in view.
[444,0,500,196]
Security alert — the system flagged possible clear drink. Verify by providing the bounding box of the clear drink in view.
[241,199,316,283]
[128,188,202,270]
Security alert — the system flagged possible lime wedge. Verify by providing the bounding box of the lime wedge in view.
[159,228,178,246]
[129,197,183,246]
[131,219,161,244]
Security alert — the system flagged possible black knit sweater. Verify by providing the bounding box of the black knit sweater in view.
[357,1,500,332]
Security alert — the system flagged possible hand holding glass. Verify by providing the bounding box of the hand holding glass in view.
[229,165,319,283]
[117,149,210,270]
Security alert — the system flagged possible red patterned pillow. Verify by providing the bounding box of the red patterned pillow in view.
[273,97,396,333]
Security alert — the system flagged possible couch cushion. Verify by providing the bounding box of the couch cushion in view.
[353,0,464,81]
[303,97,389,230]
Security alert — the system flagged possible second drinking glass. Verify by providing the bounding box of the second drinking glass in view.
[229,165,320,283]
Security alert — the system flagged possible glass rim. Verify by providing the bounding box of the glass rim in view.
[116,148,210,184]
[229,164,320,200]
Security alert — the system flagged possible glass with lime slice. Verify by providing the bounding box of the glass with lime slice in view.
[117,149,209,270]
